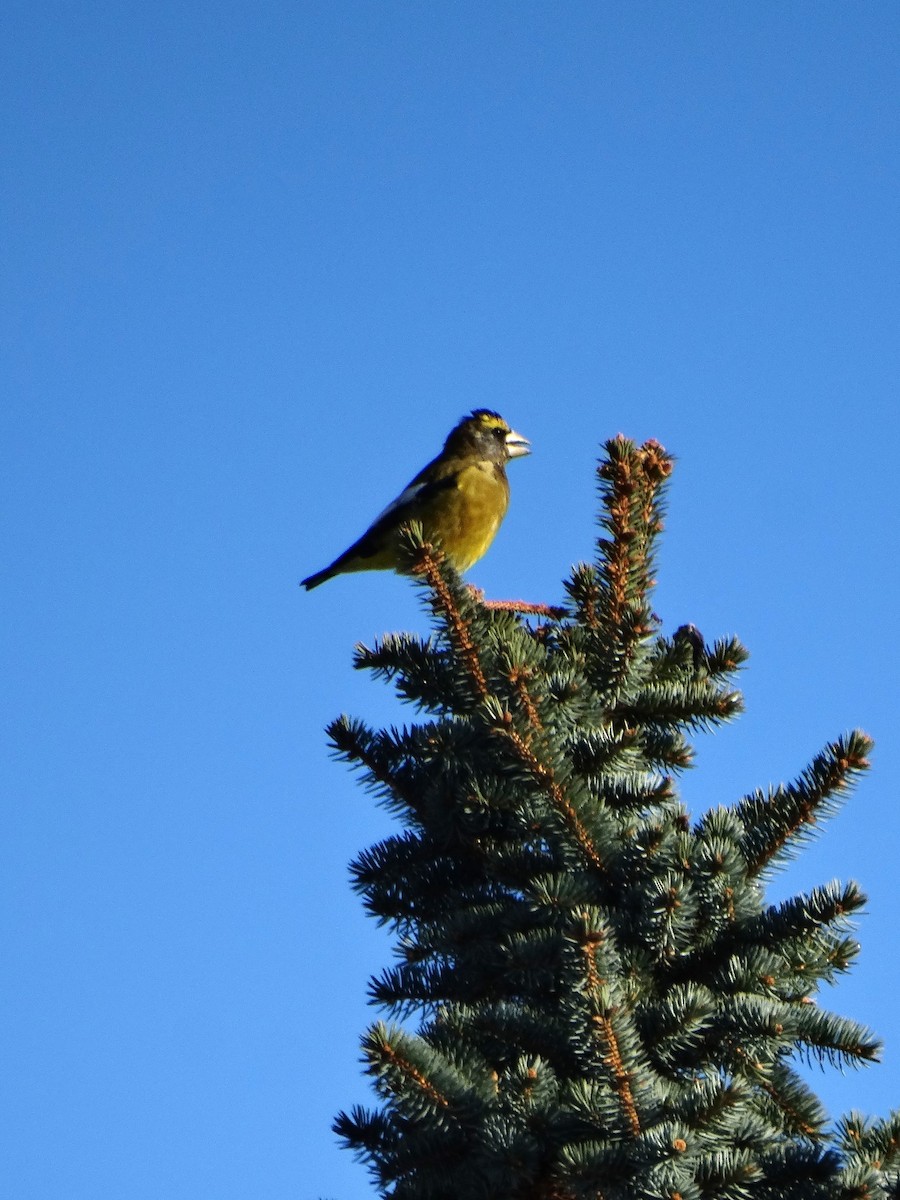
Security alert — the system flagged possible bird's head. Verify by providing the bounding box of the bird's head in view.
[444,409,531,463]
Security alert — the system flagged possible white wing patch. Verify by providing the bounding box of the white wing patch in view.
[371,479,432,526]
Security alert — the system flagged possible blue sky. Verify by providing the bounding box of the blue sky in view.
[3,3,899,1197]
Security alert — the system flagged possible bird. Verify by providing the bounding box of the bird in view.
[301,409,530,590]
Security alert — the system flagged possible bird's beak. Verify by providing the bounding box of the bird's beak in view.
[505,428,531,458]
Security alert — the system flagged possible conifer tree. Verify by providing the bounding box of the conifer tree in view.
[329,436,899,1200]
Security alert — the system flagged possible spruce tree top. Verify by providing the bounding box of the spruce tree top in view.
[329,436,897,1200]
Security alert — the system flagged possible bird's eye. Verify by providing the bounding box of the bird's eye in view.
[493,426,506,440]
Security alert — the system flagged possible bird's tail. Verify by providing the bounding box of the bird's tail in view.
[300,566,336,590]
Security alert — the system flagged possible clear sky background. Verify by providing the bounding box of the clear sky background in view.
[3,4,899,1198]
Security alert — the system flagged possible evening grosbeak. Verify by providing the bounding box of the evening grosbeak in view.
[301,409,530,590]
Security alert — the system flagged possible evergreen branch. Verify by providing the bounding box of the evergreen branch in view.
[364,1023,453,1112]
[640,869,703,961]
[837,1111,900,1175]
[370,960,455,1010]
[567,725,644,776]
[638,983,718,1074]
[728,1045,823,1139]
[354,633,460,712]
[563,563,601,630]
[749,1059,829,1142]
[613,680,744,732]
[668,882,865,1001]
[327,715,424,816]
[591,1012,642,1138]
[595,435,672,631]
[566,727,676,807]
[407,540,489,701]
[636,438,672,525]
[508,666,544,731]
[704,635,750,678]
[436,1000,588,1082]
[659,630,751,685]
[491,711,605,873]
[750,880,867,943]
[586,603,659,712]
[332,1103,405,1187]
[599,774,676,811]
[568,910,649,1140]
[736,731,874,877]
[571,720,676,806]
[791,1002,882,1068]
[350,832,493,926]
[562,438,673,710]
[635,724,695,771]
[479,596,568,620]
[748,1142,843,1196]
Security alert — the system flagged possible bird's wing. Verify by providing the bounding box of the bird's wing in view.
[369,462,459,527]
[316,460,463,576]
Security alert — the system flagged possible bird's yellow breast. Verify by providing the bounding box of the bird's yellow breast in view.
[420,461,510,572]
